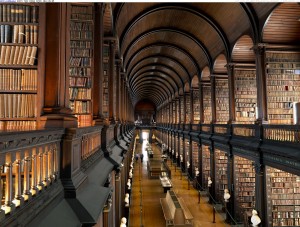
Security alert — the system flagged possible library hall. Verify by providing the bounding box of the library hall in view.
[0,2,299,227]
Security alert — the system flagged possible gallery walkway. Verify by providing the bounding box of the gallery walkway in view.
[128,140,230,227]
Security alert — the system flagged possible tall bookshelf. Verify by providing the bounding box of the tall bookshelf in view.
[179,137,184,162]
[192,141,199,175]
[266,51,300,124]
[202,144,210,189]
[68,4,93,127]
[266,166,300,227]
[215,78,229,124]
[0,4,40,131]
[176,99,179,124]
[102,43,109,119]
[185,93,191,124]
[234,70,257,123]
[215,148,228,203]
[202,84,212,123]
[172,101,176,123]
[192,88,200,124]
[180,96,184,124]
[234,155,256,222]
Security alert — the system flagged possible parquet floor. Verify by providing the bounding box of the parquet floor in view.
[128,141,230,227]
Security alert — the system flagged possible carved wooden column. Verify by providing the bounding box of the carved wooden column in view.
[255,163,266,227]
[253,44,268,124]
[227,64,236,123]
[93,3,105,123]
[41,3,77,128]
[210,75,216,123]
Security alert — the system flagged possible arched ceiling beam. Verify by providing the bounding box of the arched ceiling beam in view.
[240,3,260,43]
[133,81,171,100]
[133,87,165,105]
[132,76,174,96]
[123,28,211,69]
[132,92,161,107]
[134,84,169,101]
[118,4,230,60]
[131,70,178,92]
[127,55,187,86]
[124,42,201,79]
[125,43,198,78]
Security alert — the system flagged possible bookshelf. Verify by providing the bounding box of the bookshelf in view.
[172,101,176,123]
[179,137,184,162]
[192,88,200,124]
[202,144,210,189]
[266,166,300,226]
[184,138,190,170]
[215,79,229,124]
[0,4,40,131]
[234,70,257,123]
[215,148,228,203]
[234,155,255,222]
[180,96,184,124]
[68,4,93,127]
[202,84,212,123]
[266,51,300,124]
[176,99,179,124]
[192,141,199,175]
[185,93,191,124]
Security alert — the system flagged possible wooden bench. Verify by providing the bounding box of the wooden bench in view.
[160,190,194,226]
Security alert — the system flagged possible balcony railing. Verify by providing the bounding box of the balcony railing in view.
[214,124,228,135]
[264,125,300,143]
[0,129,64,217]
[232,124,257,138]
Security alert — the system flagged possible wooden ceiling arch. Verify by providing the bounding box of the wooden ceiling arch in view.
[134,87,166,106]
[132,76,175,96]
[122,28,211,69]
[126,54,187,86]
[129,64,182,89]
[130,71,178,92]
[124,42,199,78]
[134,83,170,101]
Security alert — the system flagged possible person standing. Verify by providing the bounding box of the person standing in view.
[140,153,144,162]
[135,153,139,162]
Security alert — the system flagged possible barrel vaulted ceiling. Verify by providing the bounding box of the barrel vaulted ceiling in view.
[109,3,300,109]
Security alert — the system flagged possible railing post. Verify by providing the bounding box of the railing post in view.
[212,206,216,223]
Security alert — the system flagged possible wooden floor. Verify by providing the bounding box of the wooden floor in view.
[129,141,230,227]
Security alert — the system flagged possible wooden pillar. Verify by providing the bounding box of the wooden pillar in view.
[199,82,204,123]
[227,64,236,123]
[41,3,77,128]
[253,44,268,124]
[93,3,104,122]
[210,76,216,123]
[255,163,266,227]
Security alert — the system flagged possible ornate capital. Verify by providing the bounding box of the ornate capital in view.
[252,43,266,56]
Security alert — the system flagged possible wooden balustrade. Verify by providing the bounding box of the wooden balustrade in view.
[201,124,211,133]
[232,125,256,137]
[214,125,228,135]
[81,130,101,160]
[0,129,64,215]
[264,125,300,143]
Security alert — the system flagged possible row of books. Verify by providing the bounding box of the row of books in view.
[69,87,91,100]
[71,5,93,15]
[70,48,92,57]
[0,120,36,131]
[268,91,300,96]
[0,93,36,118]
[69,77,91,87]
[0,69,37,90]
[70,41,92,48]
[76,114,92,127]
[0,45,37,65]
[69,100,90,114]
[69,57,91,67]
[70,22,93,31]
[267,69,299,74]
[70,31,93,40]
[267,63,300,69]
[268,86,300,91]
[0,5,38,23]
[69,67,91,76]
[268,96,299,102]
[0,24,38,44]
[266,52,300,62]
[267,80,300,85]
